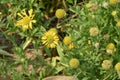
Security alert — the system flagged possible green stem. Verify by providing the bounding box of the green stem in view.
[0,49,12,56]
[103,73,112,80]
[23,38,32,50]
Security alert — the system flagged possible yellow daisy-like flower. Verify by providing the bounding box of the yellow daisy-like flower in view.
[109,0,118,4]
[16,9,36,31]
[69,58,79,68]
[101,60,112,70]
[63,36,72,45]
[55,9,66,19]
[115,63,120,71]
[41,28,59,48]
[106,43,116,54]
[116,20,120,27]
[112,11,117,16]
[89,27,99,36]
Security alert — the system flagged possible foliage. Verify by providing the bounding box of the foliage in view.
[0,0,120,80]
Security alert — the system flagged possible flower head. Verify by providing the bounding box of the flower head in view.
[112,11,117,16]
[109,0,118,4]
[106,43,116,54]
[16,9,36,31]
[116,20,120,27]
[102,2,109,9]
[55,9,66,19]
[102,60,112,70]
[63,36,72,45]
[85,3,92,9]
[69,58,79,68]
[68,43,75,49]
[41,28,59,48]
[115,63,120,71]
[89,27,99,36]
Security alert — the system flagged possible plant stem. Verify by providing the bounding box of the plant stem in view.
[23,38,32,50]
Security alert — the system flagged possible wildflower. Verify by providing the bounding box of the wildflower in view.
[89,4,99,11]
[106,43,116,54]
[116,20,120,27]
[94,42,99,48]
[102,2,109,9]
[102,60,112,70]
[103,34,110,41]
[115,63,120,71]
[89,27,99,36]
[85,3,92,9]
[48,28,58,34]
[68,43,75,49]
[115,62,120,78]
[41,28,59,48]
[91,15,95,19]
[55,9,66,19]
[109,0,118,4]
[69,58,79,68]
[16,9,36,31]
[112,11,117,16]
[63,36,72,45]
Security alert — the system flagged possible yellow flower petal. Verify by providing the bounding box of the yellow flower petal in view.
[17,13,23,18]
[29,9,33,17]
[29,22,32,29]
[22,25,28,31]
[32,20,36,23]
[21,9,27,16]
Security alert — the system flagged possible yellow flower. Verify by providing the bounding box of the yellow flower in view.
[102,60,112,70]
[85,3,92,9]
[41,28,59,48]
[55,9,66,19]
[116,20,120,27]
[68,43,75,49]
[115,63,120,71]
[106,43,116,54]
[69,58,79,68]
[16,9,36,31]
[109,0,118,4]
[112,11,117,16]
[89,27,99,36]
[48,28,57,34]
[63,36,72,45]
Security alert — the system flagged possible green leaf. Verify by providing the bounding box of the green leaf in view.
[56,45,64,58]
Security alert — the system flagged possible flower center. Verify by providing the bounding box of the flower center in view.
[22,16,31,25]
[47,35,54,43]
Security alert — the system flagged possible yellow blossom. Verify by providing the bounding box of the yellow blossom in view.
[69,58,79,68]
[48,28,57,34]
[55,9,66,19]
[116,20,120,27]
[106,43,116,54]
[115,63,120,71]
[109,0,118,4]
[85,3,92,9]
[68,43,75,49]
[102,60,112,70]
[89,27,99,36]
[63,36,72,45]
[16,9,36,31]
[112,11,117,16]
[41,28,59,48]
